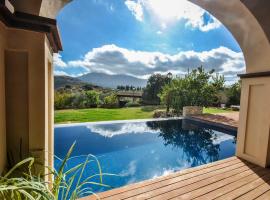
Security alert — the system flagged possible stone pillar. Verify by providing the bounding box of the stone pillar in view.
[236,74,270,167]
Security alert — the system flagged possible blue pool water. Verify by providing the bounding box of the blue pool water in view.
[54,119,236,195]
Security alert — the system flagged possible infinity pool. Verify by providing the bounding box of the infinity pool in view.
[54,119,236,194]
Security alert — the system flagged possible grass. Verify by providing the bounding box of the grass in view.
[54,106,160,124]
[55,106,235,124]
[203,107,235,114]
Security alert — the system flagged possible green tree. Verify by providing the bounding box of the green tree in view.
[159,67,223,113]
[142,73,172,105]
[226,81,241,106]
[85,90,100,108]
[103,93,119,108]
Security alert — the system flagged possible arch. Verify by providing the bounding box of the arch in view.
[189,0,270,73]
[41,0,270,73]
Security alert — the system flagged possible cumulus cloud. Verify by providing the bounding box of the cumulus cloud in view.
[125,0,144,21]
[54,70,69,76]
[124,0,221,32]
[53,53,67,68]
[66,44,245,82]
[87,123,159,137]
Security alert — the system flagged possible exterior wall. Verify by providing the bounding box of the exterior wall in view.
[44,37,54,181]
[0,22,54,174]
[5,50,29,164]
[190,0,270,74]
[237,77,270,167]
[7,28,46,168]
[0,22,7,174]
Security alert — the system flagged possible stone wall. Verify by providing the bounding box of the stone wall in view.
[183,106,203,117]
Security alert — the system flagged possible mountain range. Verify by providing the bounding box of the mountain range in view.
[78,72,147,88]
[55,72,148,89]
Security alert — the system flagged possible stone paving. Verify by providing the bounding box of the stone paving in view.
[191,112,239,128]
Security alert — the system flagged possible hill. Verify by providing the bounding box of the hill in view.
[78,72,147,88]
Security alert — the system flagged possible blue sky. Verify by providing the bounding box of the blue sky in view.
[54,0,245,83]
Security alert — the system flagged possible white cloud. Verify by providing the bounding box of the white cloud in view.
[67,44,245,82]
[211,132,235,145]
[125,0,221,32]
[53,53,67,68]
[87,123,159,137]
[125,0,144,22]
[119,160,137,177]
[54,70,69,76]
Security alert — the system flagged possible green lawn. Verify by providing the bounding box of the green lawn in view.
[54,107,158,124]
[203,107,235,114]
[55,106,234,124]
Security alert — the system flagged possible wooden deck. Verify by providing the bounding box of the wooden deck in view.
[82,157,270,200]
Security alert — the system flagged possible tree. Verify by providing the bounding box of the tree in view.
[142,73,172,105]
[226,81,241,106]
[103,93,119,108]
[211,73,226,106]
[159,67,224,113]
[85,90,100,108]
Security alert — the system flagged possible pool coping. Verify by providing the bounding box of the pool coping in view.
[54,117,183,128]
[184,116,238,133]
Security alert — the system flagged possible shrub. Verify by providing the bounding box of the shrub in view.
[0,143,114,200]
[85,90,100,108]
[102,93,119,108]
[125,101,141,107]
[55,91,100,110]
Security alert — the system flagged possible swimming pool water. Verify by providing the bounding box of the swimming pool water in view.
[54,119,236,195]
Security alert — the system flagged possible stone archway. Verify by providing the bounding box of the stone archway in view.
[50,0,270,167]
[1,0,270,172]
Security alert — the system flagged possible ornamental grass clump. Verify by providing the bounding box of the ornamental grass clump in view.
[0,142,114,200]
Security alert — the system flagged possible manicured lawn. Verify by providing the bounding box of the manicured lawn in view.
[54,106,234,124]
[54,107,159,124]
[203,107,235,114]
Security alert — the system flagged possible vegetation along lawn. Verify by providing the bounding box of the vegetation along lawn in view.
[55,106,235,124]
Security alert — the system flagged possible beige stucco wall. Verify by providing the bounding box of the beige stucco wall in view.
[237,77,270,167]
[7,28,46,165]
[0,22,7,174]
[190,0,270,74]
[0,21,54,173]
[44,37,54,179]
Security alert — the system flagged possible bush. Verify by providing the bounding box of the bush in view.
[102,93,119,108]
[0,143,114,200]
[54,91,100,110]
[85,90,100,108]
[125,101,141,107]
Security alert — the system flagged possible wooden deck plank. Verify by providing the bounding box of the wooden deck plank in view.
[151,165,261,200]
[124,163,254,200]
[104,160,249,200]
[256,190,270,200]
[82,157,239,200]
[214,172,270,200]
[194,169,270,200]
[236,179,270,200]
[82,157,270,200]
[185,168,270,200]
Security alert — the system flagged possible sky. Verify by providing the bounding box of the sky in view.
[54,0,245,84]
